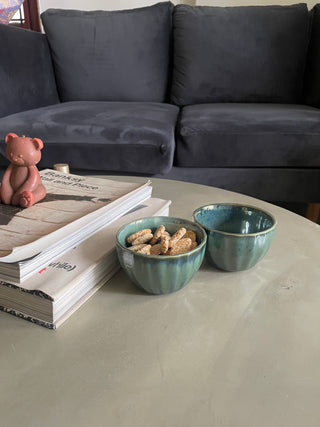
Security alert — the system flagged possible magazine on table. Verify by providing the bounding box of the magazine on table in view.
[0,169,152,283]
[0,197,171,329]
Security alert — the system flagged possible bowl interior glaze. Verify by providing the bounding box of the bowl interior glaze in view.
[194,204,276,236]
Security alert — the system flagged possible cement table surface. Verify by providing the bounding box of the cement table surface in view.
[1,177,320,427]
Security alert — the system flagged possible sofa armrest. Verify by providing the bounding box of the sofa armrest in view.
[304,5,320,107]
[0,25,59,118]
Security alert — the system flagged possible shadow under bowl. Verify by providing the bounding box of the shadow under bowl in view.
[193,203,277,272]
[116,216,207,294]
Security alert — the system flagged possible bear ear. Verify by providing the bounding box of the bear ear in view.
[32,138,44,150]
[5,133,18,144]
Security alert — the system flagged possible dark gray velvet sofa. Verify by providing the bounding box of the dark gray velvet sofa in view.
[0,2,319,205]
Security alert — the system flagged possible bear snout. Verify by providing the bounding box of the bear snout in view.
[9,152,24,164]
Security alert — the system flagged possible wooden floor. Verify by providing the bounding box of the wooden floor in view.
[306,203,320,223]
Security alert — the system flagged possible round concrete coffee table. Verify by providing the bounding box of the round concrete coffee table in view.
[1,177,319,427]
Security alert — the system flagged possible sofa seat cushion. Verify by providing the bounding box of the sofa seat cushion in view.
[175,103,320,168]
[171,4,309,106]
[41,2,173,102]
[0,101,179,174]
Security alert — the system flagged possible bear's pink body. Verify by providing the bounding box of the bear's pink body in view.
[0,133,46,208]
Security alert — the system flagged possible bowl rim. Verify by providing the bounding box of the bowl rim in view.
[193,203,277,237]
[116,215,207,259]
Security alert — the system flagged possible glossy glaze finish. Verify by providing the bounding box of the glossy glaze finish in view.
[116,216,207,294]
[193,203,277,271]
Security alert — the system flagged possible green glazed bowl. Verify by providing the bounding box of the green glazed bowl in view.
[116,216,207,294]
[193,204,277,272]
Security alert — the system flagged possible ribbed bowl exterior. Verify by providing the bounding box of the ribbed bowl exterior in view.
[116,216,207,294]
[205,229,276,271]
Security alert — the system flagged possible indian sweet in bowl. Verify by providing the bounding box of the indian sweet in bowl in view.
[116,216,207,294]
[193,203,277,272]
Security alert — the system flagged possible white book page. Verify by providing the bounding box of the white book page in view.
[0,170,150,262]
[2,198,171,299]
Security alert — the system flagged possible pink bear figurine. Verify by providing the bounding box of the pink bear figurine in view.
[0,133,46,208]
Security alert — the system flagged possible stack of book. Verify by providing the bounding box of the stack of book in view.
[0,169,171,329]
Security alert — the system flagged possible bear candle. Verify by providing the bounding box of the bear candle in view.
[0,133,46,208]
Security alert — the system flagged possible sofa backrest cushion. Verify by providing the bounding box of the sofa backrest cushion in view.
[304,5,320,107]
[41,2,173,102]
[0,25,59,118]
[171,4,310,106]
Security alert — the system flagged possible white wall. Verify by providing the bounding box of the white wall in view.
[197,0,317,8]
[39,0,317,12]
[39,0,195,13]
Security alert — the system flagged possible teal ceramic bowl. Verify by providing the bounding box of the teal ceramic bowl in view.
[193,204,277,272]
[116,216,207,294]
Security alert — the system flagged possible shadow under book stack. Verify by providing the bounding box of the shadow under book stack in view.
[0,169,171,329]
